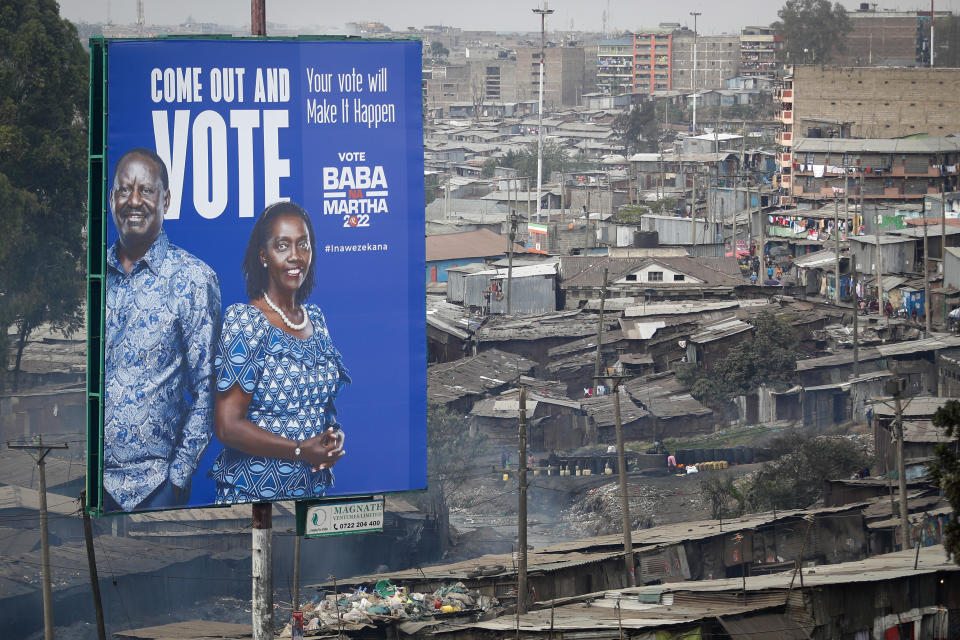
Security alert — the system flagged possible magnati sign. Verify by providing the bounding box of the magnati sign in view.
[303,498,384,537]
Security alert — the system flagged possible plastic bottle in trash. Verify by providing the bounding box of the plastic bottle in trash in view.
[291,611,304,640]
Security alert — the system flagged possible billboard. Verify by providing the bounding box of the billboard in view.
[86,38,426,514]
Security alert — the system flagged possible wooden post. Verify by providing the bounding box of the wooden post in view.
[593,268,608,395]
[252,503,273,640]
[612,379,635,586]
[250,0,265,36]
[9,436,68,640]
[517,385,528,614]
[894,386,911,550]
[80,492,107,640]
[834,197,841,305]
[293,534,301,614]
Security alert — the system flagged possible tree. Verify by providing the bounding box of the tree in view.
[744,433,869,511]
[611,103,659,157]
[774,0,852,65]
[498,139,576,183]
[930,401,960,562]
[0,0,88,387]
[429,40,450,59]
[418,404,488,555]
[677,312,800,410]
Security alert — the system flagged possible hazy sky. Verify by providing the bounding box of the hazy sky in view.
[58,0,960,37]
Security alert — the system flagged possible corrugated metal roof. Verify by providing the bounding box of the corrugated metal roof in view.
[689,317,752,344]
[718,613,810,640]
[792,251,837,269]
[427,349,536,404]
[793,137,960,154]
[426,229,525,262]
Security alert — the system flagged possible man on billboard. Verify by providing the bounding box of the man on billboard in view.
[103,148,222,512]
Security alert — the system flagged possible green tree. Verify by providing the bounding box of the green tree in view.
[744,433,869,511]
[0,0,89,387]
[417,404,488,555]
[611,103,659,156]
[677,312,800,410]
[774,0,852,64]
[498,139,574,182]
[930,401,960,562]
[429,40,450,59]
[481,157,498,178]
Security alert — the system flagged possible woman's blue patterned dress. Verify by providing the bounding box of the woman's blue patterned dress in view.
[209,303,349,503]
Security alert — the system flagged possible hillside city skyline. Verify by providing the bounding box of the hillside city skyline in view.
[58,0,960,37]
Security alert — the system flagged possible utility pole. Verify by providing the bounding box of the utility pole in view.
[690,11,701,133]
[9,436,68,640]
[517,384,529,614]
[758,184,766,282]
[507,203,517,315]
[924,215,931,335]
[599,373,635,587]
[890,378,911,550]
[834,197,841,305]
[690,169,697,247]
[80,492,107,640]
[251,8,272,638]
[853,260,860,377]
[593,268,608,395]
[533,3,554,224]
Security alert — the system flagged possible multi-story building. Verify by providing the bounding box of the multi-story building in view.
[598,27,740,96]
[631,27,676,93]
[739,26,782,79]
[670,32,742,92]
[515,45,588,108]
[788,138,960,203]
[836,6,951,67]
[775,65,960,201]
[597,37,635,95]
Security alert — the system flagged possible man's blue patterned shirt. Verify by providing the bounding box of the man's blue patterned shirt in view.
[104,230,221,512]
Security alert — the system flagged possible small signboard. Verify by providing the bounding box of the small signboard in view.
[304,497,384,537]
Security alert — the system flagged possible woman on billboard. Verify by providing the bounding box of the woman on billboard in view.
[209,202,350,504]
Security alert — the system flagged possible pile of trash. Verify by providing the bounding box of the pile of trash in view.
[279,581,499,636]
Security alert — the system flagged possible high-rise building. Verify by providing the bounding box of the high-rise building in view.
[836,6,951,67]
[739,26,783,79]
[516,45,588,108]
[597,37,635,95]
[597,27,740,95]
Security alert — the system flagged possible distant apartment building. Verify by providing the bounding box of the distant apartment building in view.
[515,45,588,108]
[670,32,741,92]
[836,6,951,67]
[788,137,960,203]
[424,50,585,115]
[739,26,783,79]
[775,65,960,198]
[597,37,635,95]
[597,27,740,95]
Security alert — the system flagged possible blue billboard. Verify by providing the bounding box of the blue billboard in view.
[87,38,426,514]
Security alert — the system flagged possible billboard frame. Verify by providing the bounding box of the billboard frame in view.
[86,35,426,516]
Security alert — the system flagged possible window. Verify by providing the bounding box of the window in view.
[625,274,638,281]
[648,271,663,281]
[674,274,685,281]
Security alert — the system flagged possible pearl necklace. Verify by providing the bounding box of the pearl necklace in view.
[263,292,309,331]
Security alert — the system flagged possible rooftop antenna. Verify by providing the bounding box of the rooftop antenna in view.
[136,0,144,34]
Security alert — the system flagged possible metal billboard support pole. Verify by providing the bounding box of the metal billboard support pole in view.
[252,503,273,640]
[80,491,107,640]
